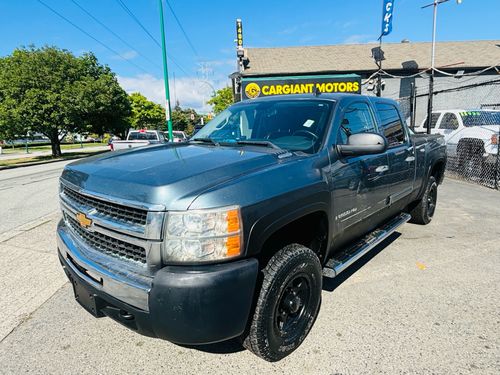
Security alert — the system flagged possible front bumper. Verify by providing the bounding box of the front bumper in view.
[57,220,259,345]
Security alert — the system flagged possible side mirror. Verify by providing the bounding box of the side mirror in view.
[337,132,388,157]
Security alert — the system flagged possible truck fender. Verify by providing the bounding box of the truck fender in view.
[245,196,330,259]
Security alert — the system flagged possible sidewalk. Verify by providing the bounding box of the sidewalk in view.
[0,145,108,161]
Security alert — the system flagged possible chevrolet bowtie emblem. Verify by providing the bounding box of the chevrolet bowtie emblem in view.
[76,212,92,228]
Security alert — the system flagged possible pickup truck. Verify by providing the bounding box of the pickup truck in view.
[57,93,446,362]
[417,109,499,178]
[111,129,167,151]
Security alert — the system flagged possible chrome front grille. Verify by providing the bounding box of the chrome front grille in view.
[59,180,164,268]
[62,185,148,227]
[66,214,147,264]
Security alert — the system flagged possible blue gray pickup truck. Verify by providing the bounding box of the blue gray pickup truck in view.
[57,93,446,361]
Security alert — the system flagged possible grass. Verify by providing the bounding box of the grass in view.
[0,150,108,167]
[1,142,106,155]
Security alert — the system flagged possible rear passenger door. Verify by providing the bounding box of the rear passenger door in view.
[375,103,415,209]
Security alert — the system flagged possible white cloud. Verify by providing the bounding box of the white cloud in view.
[112,50,138,60]
[117,74,229,113]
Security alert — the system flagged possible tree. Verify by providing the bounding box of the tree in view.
[128,92,165,130]
[207,86,234,114]
[0,46,131,156]
[171,104,200,135]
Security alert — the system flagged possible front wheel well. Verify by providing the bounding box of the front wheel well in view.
[457,138,485,156]
[430,160,446,184]
[259,211,329,267]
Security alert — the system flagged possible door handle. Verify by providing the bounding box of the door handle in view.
[375,165,389,173]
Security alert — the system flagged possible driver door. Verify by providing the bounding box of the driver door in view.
[330,102,390,236]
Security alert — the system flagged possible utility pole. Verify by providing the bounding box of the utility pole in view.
[158,0,173,140]
[426,0,438,134]
[422,0,462,134]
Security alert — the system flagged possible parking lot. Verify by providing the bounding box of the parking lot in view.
[0,164,498,374]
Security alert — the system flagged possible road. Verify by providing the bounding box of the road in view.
[0,165,498,374]
[0,160,71,234]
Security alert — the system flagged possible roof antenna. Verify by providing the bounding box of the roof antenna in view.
[314,86,322,96]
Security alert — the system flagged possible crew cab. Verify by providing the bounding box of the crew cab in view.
[417,109,499,177]
[57,94,446,362]
[111,129,167,151]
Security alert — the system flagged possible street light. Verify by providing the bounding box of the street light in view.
[422,0,462,134]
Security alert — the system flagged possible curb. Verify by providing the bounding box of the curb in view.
[0,211,60,243]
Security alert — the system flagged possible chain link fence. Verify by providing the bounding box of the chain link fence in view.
[395,76,500,189]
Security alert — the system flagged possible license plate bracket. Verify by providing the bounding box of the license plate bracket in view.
[71,277,104,318]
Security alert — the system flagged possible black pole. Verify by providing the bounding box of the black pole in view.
[495,128,500,190]
[377,38,383,97]
[409,82,416,129]
[426,72,434,134]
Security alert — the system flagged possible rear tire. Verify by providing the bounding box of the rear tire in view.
[242,244,322,362]
[462,153,484,181]
[409,176,438,225]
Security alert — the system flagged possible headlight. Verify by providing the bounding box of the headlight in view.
[163,206,242,262]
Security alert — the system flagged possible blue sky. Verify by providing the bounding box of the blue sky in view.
[1,0,498,112]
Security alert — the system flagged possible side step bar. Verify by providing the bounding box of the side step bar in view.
[323,213,411,278]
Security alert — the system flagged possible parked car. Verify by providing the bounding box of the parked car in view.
[111,129,167,151]
[172,131,187,143]
[417,109,499,177]
[57,93,446,361]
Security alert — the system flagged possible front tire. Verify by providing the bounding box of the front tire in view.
[243,244,322,362]
[409,175,438,225]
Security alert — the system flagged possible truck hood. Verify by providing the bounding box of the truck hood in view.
[61,144,283,210]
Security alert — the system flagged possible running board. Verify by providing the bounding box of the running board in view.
[323,213,411,278]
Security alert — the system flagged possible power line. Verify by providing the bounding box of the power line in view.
[165,0,198,56]
[115,0,161,48]
[37,0,151,74]
[70,0,161,70]
[114,0,191,76]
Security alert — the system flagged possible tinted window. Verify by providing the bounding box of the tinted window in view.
[440,113,459,130]
[376,103,406,147]
[460,111,500,126]
[423,113,440,129]
[193,100,334,154]
[128,131,158,140]
[338,102,376,144]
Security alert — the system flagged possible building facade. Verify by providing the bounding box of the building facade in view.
[232,40,500,125]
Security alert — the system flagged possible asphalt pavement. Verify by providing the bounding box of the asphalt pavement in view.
[0,160,72,234]
[0,168,498,374]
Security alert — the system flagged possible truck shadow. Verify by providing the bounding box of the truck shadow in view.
[322,232,401,292]
[180,338,245,354]
[183,232,401,355]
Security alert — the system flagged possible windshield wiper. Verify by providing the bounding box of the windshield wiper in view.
[236,140,283,150]
[190,137,220,146]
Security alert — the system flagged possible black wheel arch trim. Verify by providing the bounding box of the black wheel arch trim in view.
[245,197,331,261]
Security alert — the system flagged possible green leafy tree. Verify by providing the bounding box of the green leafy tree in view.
[0,46,131,156]
[128,92,165,130]
[207,86,234,114]
[172,104,200,135]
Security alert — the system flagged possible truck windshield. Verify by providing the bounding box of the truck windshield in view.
[128,131,158,140]
[192,99,334,153]
[460,111,500,127]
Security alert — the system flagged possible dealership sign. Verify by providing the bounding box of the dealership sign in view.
[241,74,361,100]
